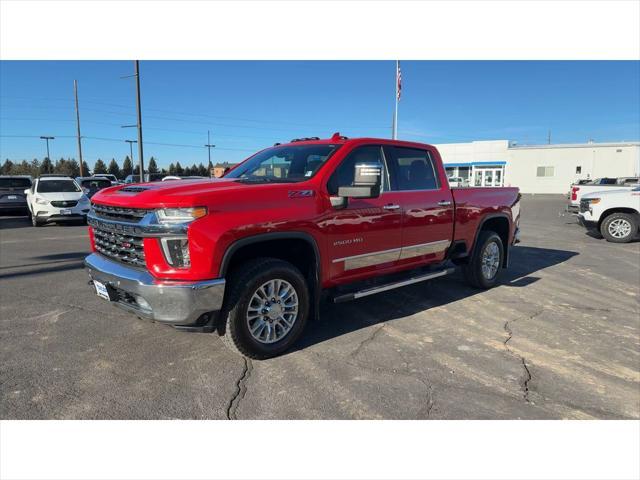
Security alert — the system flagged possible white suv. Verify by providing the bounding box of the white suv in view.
[25,176,91,227]
[578,187,640,243]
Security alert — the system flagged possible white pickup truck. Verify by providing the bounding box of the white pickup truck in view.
[578,186,640,243]
[568,177,639,212]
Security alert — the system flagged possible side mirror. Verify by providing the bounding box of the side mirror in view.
[337,162,382,199]
[24,189,30,195]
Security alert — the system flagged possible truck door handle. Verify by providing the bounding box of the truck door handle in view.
[383,204,400,210]
[437,200,452,206]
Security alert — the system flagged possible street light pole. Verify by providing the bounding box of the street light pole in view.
[205,130,215,178]
[74,80,84,176]
[40,136,55,164]
[134,60,144,180]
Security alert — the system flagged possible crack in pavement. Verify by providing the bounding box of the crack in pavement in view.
[503,309,544,404]
[226,357,253,420]
[350,324,385,359]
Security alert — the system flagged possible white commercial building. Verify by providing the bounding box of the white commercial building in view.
[435,139,640,194]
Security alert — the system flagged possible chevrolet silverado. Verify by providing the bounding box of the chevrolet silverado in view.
[84,134,521,359]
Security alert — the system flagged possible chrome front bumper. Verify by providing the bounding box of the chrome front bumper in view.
[84,253,226,325]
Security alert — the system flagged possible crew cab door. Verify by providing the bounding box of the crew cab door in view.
[384,145,454,266]
[322,145,404,285]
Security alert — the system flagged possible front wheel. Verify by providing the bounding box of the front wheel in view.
[462,230,504,289]
[219,258,309,359]
[31,214,43,227]
[600,213,637,243]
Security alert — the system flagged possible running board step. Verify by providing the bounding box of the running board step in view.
[332,267,456,303]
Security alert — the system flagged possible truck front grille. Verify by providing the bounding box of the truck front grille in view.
[51,200,78,208]
[92,203,150,222]
[93,227,146,268]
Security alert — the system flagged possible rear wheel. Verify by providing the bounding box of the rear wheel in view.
[219,258,309,359]
[463,230,504,289]
[600,213,637,243]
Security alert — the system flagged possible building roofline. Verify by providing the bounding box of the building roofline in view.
[509,141,640,150]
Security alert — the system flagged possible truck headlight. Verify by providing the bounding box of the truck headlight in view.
[156,207,207,224]
[160,237,190,268]
[35,197,49,205]
[586,198,600,204]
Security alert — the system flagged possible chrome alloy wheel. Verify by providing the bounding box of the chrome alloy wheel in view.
[481,241,500,280]
[246,279,299,344]
[608,218,632,239]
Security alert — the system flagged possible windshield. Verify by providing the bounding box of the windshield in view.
[226,144,340,183]
[37,180,81,193]
[0,178,31,189]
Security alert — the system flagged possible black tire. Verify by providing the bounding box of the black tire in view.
[218,258,309,360]
[31,214,43,227]
[600,212,638,244]
[462,230,504,289]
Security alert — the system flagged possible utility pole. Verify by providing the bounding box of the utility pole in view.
[134,61,144,180]
[547,129,551,145]
[121,61,145,181]
[205,130,215,178]
[125,140,137,176]
[74,80,84,176]
[40,136,55,162]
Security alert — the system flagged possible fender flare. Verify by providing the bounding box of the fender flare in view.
[219,231,322,320]
[471,212,512,268]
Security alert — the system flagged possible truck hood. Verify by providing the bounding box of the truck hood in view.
[582,188,634,199]
[91,177,297,208]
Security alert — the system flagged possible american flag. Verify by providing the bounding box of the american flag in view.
[396,61,402,101]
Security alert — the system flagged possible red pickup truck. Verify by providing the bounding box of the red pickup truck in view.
[85,134,521,359]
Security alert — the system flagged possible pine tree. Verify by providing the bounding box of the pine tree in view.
[168,163,176,176]
[31,159,41,177]
[122,156,132,178]
[175,161,184,176]
[148,157,159,174]
[108,158,121,178]
[82,161,91,176]
[94,159,107,174]
[65,159,80,177]
[1,159,13,175]
[40,158,54,174]
[197,163,207,176]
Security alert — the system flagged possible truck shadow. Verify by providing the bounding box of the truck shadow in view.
[293,245,578,353]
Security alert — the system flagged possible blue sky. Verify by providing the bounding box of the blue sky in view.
[1,61,639,169]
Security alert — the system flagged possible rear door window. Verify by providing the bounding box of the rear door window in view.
[386,147,439,191]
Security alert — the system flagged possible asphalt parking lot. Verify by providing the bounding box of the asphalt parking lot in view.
[1,195,638,420]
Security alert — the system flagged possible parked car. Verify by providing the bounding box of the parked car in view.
[448,176,464,187]
[568,177,638,212]
[0,175,32,214]
[578,186,640,243]
[84,134,521,359]
[93,174,120,185]
[25,176,91,226]
[124,173,164,183]
[75,177,113,199]
[161,176,182,181]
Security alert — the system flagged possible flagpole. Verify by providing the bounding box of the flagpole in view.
[393,60,399,140]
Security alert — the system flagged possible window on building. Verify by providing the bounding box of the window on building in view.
[536,166,555,177]
[576,166,582,174]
